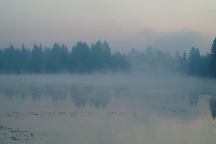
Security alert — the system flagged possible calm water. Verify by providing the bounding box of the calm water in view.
[0,74,216,144]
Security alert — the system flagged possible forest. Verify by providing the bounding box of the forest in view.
[0,38,216,78]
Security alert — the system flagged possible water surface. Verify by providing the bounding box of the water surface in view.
[0,74,216,144]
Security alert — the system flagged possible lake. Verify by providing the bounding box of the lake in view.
[0,74,216,144]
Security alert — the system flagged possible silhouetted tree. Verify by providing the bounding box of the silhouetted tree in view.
[70,42,91,72]
[188,47,202,76]
[180,52,188,73]
[90,41,112,70]
[48,43,69,72]
[20,45,31,72]
[3,44,19,73]
[209,38,216,77]
[0,49,3,71]
[111,51,130,71]
[31,44,44,73]
[0,38,216,77]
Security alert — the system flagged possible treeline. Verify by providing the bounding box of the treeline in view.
[0,38,216,78]
[0,41,129,73]
[127,46,203,75]
[128,37,216,78]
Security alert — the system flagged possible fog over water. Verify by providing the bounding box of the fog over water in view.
[0,0,216,143]
[0,74,216,144]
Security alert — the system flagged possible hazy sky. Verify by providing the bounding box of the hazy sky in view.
[0,0,215,52]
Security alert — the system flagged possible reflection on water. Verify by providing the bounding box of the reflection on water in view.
[0,80,215,118]
[0,84,111,108]
[0,75,216,144]
[209,98,216,119]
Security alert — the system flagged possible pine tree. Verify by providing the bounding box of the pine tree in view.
[209,38,216,77]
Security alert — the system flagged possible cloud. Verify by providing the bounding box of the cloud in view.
[111,29,212,54]
[148,29,211,53]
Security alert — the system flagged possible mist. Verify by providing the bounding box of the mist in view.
[111,29,212,53]
[0,73,216,144]
[1,0,216,143]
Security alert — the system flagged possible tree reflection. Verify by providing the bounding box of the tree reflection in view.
[0,84,110,108]
[209,97,216,119]
[188,91,199,107]
[69,86,110,108]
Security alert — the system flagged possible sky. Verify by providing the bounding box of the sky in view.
[0,0,215,53]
